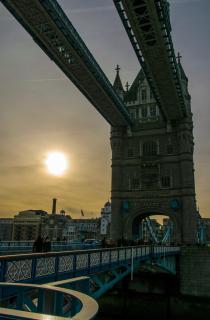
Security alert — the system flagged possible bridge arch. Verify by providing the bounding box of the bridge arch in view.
[123,205,181,243]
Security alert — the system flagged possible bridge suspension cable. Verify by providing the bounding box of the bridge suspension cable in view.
[113,0,187,121]
[161,220,173,244]
[145,217,158,244]
[1,0,132,127]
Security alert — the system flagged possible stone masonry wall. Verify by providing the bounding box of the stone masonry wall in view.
[179,246,210,297]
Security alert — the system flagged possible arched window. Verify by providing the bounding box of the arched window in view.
[143,141,157,156]
[141,89,147,101]
[141,106,148,118]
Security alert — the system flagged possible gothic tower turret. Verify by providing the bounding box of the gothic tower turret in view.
[110,63,197,244]
[113,65,124,100]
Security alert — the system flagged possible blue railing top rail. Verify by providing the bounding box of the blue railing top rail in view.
[0,245,179,261]
[0,241,100,253]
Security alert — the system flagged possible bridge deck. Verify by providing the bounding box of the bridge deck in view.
[0,245,179,285]
[0,245,179,318]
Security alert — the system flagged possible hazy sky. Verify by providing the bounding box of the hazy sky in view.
[0,0,209,219]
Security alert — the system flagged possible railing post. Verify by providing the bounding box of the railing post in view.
[88,252,91,274]
[150,244,154,262]
[0,260,6,299]
[131,247,134,281]
[31,256,36,281]
[109,249,112,267]
[70,297,82,317]
[99,249,102,271]
[0,260,6,282]
[37,288,45,313]
[42,289,56,315]
[16,287,24,310]
[55,292,64,316]
[55,255,59,281]
[117,248,120,263]
[73,253,77,277]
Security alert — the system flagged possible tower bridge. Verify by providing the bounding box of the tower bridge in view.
[0,0,209,318]
[1,0,198,245]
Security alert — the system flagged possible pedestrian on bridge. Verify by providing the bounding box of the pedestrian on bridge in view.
[43,236,51,252]
[33,236,43,253]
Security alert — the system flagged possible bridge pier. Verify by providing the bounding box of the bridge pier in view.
[179,246,210,298]
[110,199,123,241]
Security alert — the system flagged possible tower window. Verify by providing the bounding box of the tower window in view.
[141,106,148,118]
[161,176,171,188]
[141,89,147,101]
[149,105,157,117]
[143,141,157,156]
[131,178,139,190]
[130,110,137,119]
[167,145,173,154]
[128,148,134,158]
[150,90,153,99]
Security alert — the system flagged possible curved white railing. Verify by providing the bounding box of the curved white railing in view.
[0,282,98,319]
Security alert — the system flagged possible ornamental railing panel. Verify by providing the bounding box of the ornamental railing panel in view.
[0,246,180,284]
[6,259,32,282]
[36,257,56,277]
[58,255,74,273]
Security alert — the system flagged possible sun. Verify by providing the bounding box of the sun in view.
[45,151,68,176]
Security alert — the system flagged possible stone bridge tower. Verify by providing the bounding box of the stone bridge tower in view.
[110,64,197,244]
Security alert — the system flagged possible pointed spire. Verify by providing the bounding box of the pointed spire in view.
[176,52,188,82]
[115,64,120,74]
[113,64,124,95]
[125,81,130,92]
[176,52,182,64]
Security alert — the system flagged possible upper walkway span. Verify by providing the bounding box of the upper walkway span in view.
[114,0,187,120]
[1,0,132,127]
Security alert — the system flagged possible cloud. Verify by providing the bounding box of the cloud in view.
[65,5,114,14]
[0,164,41,176]
[169,0,201,3]
[0,17,14,22]
[23,78,67,83]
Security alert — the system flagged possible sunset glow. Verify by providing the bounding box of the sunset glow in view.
[45,152,68,176]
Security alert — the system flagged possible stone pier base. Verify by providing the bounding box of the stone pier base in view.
[179,246,210,297]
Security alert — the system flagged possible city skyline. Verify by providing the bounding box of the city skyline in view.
[0,0,209,219]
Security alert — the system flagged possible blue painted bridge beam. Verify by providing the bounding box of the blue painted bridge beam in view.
[113,0,187,121]
[0,245,180,301]
[1,0,132,127]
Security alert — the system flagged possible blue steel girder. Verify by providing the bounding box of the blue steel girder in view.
[1,0,132,127]
[114,0,187,121]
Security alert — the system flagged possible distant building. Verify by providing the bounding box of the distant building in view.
[202,218,210,242]
[100,201,111,238]
[12,210,47,240]
[41,211,71,241]
[0,218,13,241]
[63,218,100,241]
